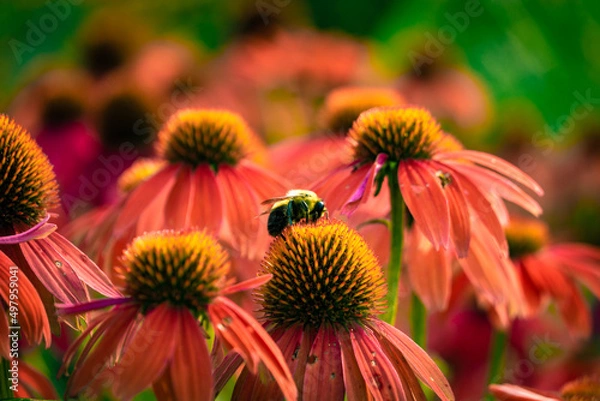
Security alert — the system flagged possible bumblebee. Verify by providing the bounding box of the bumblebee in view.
[261,189,327,237]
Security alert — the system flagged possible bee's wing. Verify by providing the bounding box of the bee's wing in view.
[260,196,293,206]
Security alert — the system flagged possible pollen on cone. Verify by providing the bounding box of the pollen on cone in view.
[259,220,386,328]
[156,109,265,167]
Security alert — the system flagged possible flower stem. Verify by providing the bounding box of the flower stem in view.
[382,165,404,325]
[1,358,12,398]
[485,329,507,400]
[410,293,427,348]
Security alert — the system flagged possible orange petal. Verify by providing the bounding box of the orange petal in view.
[190,164,223,234]
[164,165,194,229]
[347,325,404,401]
[370,319,455,401]
[438,150,544,195]
[406,228,452,312]
[399,160,450,251]
[338,330,369,401]
[113,304,179,401]
[302,326,344,401]
[455,164,542,217]
[208,297,297,401]
[0,255,51,348]
[115,165,177,235]
[170,309,214,401]
[489,384,560,401]
[67,305,138,396]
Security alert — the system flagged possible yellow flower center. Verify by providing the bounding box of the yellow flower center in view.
[258,220,386,329]
[505,217,549,259]
[349,107,446,162]
[156,109,262,168]
[561,376,600,401]
[122,230,230,315]
[322,87,404,134]
[117,158,166,193]
[0,115,59,229]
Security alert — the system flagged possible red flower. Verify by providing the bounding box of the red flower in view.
[505,217,600,337]
[216,221,454,401]
[0,115,118,352]
[59,229,296,401]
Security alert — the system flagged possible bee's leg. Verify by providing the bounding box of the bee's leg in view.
[300,201,310,222]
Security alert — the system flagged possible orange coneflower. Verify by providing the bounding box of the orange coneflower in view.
[0,115,118,350]
[505,217,600,337]
[313,107,543,321]
[215,220,454,401]
[92,109,288,262]
[60,229,296,401]
[490,375,600,401]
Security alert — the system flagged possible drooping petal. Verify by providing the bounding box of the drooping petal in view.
[430,161,470,257]
[66,305,139,396]
[302,325,344,401]
[170,309,214,401]
[369,319,454,401]
[450,168,506,249]
[19,238,88,304]
[399,160,450,250]
[312,163,363,214]
[406,228,452,312]
[377,335,427,401]
[488,384,561,401]
[113,304,178,401]
[15,361,58,400]
[456,225,512,306]
[164,165,194,229]
[555,280,591,337]
[0,253,51,347]
[438,150,544,196]
[520,255,572,300]
[338,329,370,401]
[114,165,177,235]
[548,244,600,298]
[216,165,261,252]
[43,233,120,298]
[208,297,297,401]
[453,163,542,217]
[229,325,303,401]
[190,164,223,234]
[236,160,290,201]
[346,325,404,401]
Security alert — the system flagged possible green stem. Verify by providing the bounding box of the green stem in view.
[382,165,404,325]
[1,357,12,398]
[485,330,507,400]
[410,293,427,348]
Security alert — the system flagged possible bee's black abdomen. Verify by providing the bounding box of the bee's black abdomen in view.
[267,205,288,237]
